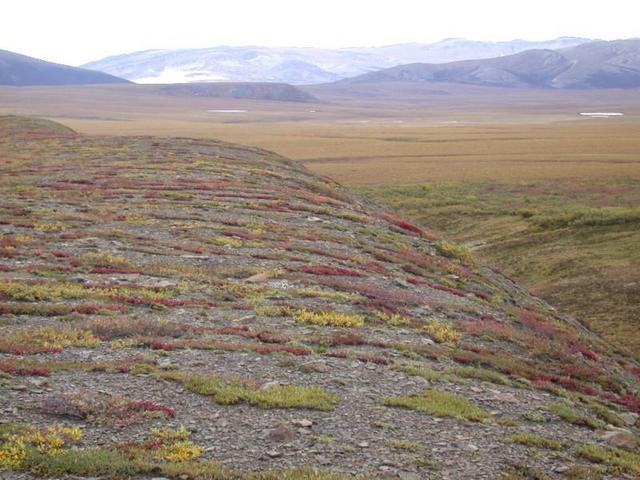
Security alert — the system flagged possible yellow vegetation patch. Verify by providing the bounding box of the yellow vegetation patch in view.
[82,251,134,269]
[293,309,365,328]
[0,426,83,469]
[377,311,413,327]
[35,223,67,233]
[0,326,100,353]
[420,320,461,343]
[212,236,243,248]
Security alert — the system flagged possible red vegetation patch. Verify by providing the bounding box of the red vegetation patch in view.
[147,340,176,352]
[0,361,51,377]
[90,267,141,274]
[42,394,175,423]
[625,365,640,380]
[378,213,424,236]
[326,333,367,347]
[518,309,559,337]
[110,295,216,309]
[359,261,388,274]
[254,345,311,356]
[256,331,291,344]
[135,401,176,419]
[326,351,349,359]
[84,317,189,340]
[318,278,424,308]
[356,354,388,365]
[577,348,598,362]
[296,265,363,277]
[424,281,467,298]
[459,318,521,342]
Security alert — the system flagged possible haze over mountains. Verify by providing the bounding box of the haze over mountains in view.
[0,49,129,86]
[341,39,640,89]
[83,37,591,85]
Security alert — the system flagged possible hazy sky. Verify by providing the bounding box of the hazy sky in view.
[3,0,638,65]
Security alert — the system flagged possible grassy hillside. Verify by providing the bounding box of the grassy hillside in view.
[1,116,638,479]
[361,179,640,358]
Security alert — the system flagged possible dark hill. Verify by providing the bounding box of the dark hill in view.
[341,39,640,89]
[156,82,318,102]
[0,49,130,86]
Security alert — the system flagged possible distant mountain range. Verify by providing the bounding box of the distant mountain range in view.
[0,49,129,86]
[4,38,639,91]
[340,39,640,89]
[83,37,592,85]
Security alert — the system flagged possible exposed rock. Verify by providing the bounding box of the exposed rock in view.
[268,424,296,443]
[265,450,283,459]
[621,412,639,427]
[598,430,638,449]
[293,419,313,428]
[299,361,329,373]
[246,273,271,284]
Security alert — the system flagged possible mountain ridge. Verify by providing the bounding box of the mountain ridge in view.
[0,49,130,86]
[338,39,640,89]
[82,37,593,85]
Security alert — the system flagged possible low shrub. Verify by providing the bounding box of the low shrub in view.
[510,433,563,450]
[384,389,490,422]
[156,371,339,411]
[421,320,461,343]
[293,309,365,328]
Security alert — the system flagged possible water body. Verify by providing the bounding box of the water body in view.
[207,110,248,113]
[579,112,624,118]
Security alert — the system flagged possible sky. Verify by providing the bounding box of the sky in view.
[2,0,639,66]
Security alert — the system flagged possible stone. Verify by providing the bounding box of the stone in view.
[293,419,313,428]
[491,392,519,403]
[357,441,369,448]
[398,473,421,480]
[150,279,176,288]
[260,381,281,391]
[246,273,270,283]
[268,424,296,443]
[299,361,329,373]
[28,378,48,388]
[620,412,638,426]
[599,430,638,449]
[265,450,283,458]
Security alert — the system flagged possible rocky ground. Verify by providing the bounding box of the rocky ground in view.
[0,116,638,479]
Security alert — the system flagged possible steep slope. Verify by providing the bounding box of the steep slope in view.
[155,82,318,103]
[0,116,638,479]
[341,39,640,89]
[82,38,591,85]
[0,49,130,86]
